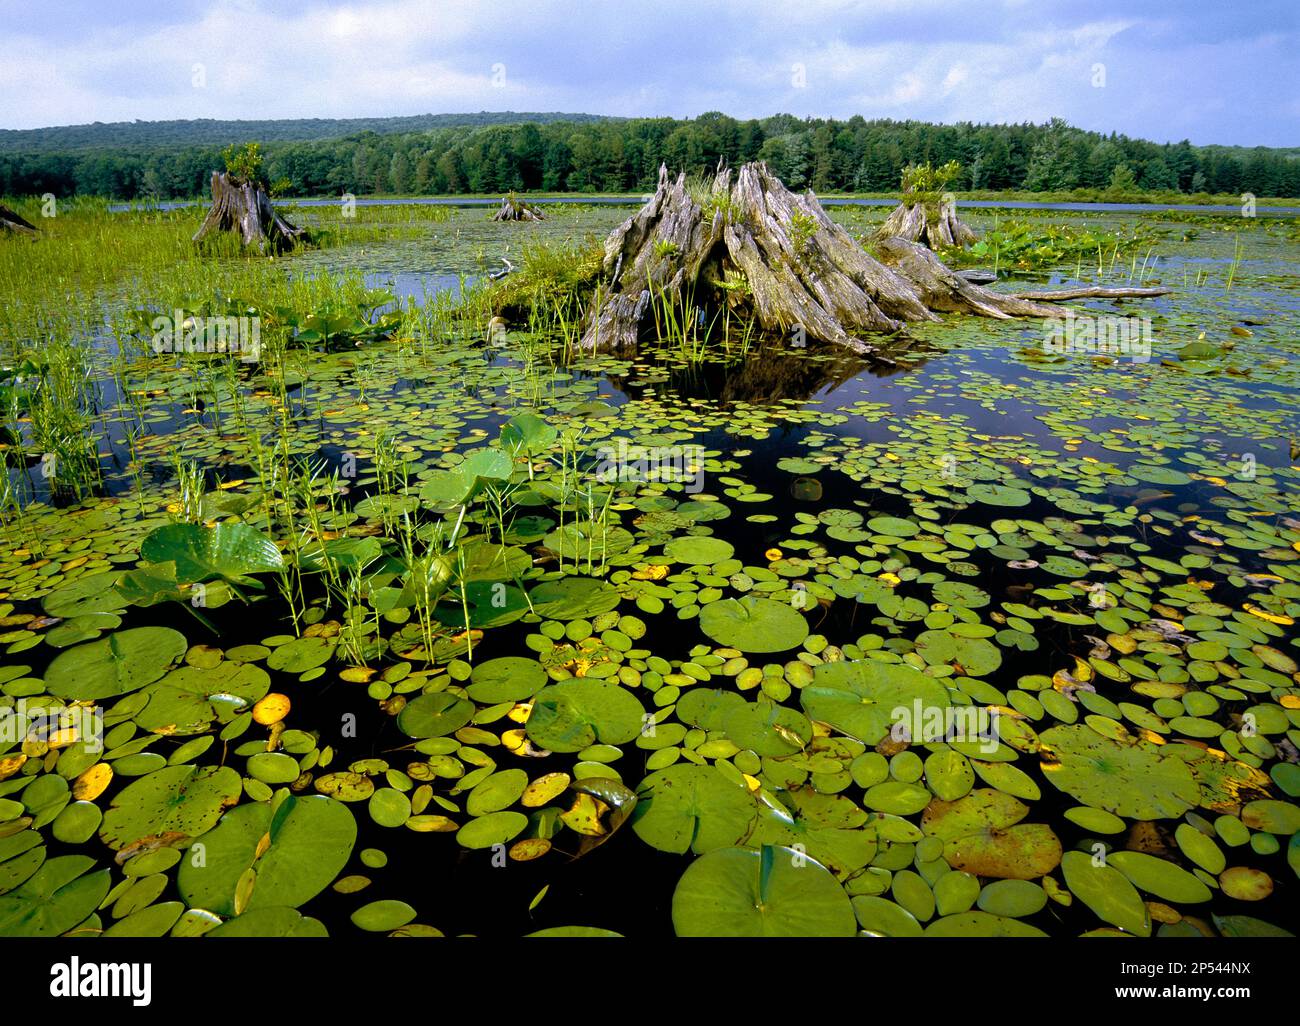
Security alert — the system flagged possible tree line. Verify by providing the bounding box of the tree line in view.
[3,113,1297,200]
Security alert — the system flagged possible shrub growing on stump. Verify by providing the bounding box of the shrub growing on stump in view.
[577,161,1169,356]
[193,142,308,254]
[874,160,978,250]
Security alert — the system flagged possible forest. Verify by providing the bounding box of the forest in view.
[3,112,1298,200]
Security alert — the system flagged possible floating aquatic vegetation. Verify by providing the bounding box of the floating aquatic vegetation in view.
[0,201,1297,938]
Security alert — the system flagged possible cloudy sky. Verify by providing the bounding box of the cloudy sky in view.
[0,0,1295,145]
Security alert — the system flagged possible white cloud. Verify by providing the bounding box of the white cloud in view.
[0,0,1293,145]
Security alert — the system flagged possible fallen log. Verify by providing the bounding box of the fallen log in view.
[1011,285,1171,301]
[192,170,308,253]
[577,162,1170,356]
[0,203,38,236]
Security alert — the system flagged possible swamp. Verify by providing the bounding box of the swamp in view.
[0,168,1298,940]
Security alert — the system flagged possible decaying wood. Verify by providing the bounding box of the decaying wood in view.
[491,195,545,221]
[875,194,977,249]
[192,171,308,253]
[1011,285,1171,301]
[578,162,1172,356]
[0,203,38,236]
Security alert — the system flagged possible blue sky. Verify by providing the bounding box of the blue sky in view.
[0,0,1296,145]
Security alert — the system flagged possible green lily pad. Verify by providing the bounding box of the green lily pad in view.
[698,597,808,654]
[140,522,284,584]
[397,692,475,739]
[663,536,735,565]
[466,769,529,816]
[351,899,417,932]
[633,764,758,854]
[1109,850,1212,903]
[976,879,1047,918]
[205,906,327,937]
[526,679,645,753]
[456,811,527,849]
[266,635,337,673]
[528,578,621,621]
[1038,724,1199,820]
[0,856,111,936]
[1061,849,1151,936]
[672,846,856,937]
[99,765,242,851]
[135,662,271,734]
[966,483,1032,507]
[466,657,547,703]
[800,659,950,745]
[177,794,356,915]
[44,626,188,701]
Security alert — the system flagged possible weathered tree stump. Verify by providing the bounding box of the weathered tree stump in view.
[0,203,38,236]
[874,193,977,249]
[192,171,307,253]
[578,162,1169,356]
[492,194,545,221]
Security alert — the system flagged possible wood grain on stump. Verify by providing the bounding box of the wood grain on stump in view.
[578,162,1169,356]
[192,171,308,253]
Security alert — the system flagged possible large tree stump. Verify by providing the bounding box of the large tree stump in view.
[0,203,38,236]
[874,193,977,249]
[578,162,1169,356]
[491,194,545,221]
[192,171,307,253]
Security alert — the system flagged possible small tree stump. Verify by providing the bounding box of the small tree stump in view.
[875,194,977,250]
[0,203,38,236]
[192,171,307,253]
[492,194,545,221]
[578,162,1169,356]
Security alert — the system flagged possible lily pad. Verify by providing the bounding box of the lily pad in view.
[1061,850,1151,936]
[135,662,271,734]
[526,679,645,753]
[633,764,758,854]
[177,794,356,915]
[1038,724,1199,820]
[44,627,188,701]
[140,522,284,584]
[671,846,856,937]
[698,597,808,653]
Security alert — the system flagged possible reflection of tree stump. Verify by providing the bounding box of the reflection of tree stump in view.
[875,194,977,249]
[192,171,307,253]
[0,203,38,236]
[491,195,545,221]
[578,162,1170,356]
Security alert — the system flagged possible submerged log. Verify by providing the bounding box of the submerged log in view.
[492,195,545,221]
[578,162,1170,356]
[874,193,977,249]
[0,203,38,236]
[192,171,308,253]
